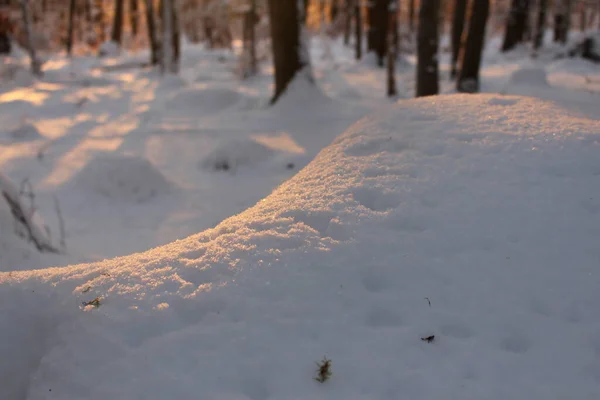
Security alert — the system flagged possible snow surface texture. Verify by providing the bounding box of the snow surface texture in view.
[1,94,600,400]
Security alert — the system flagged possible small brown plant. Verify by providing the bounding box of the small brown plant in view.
[314,357,332,383]
[82,297,101,308]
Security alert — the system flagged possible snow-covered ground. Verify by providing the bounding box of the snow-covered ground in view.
[1,34,600,399]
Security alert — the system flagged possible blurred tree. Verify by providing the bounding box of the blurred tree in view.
[457,0,489,93]
[130,0,138,37]
[387,0,398,96]
[450,0,467,78]
[533,0,547,50]
[554,0,571,43]
[145,0,159,64]
[416,0,439,96]
[111,0,125,45]
[67,0,76,55]
[344,0,352,45]
[354,0,362,59]
[268,0,313,103]
[502,0,530,52]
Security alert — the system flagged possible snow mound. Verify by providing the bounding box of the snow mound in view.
[200,138,277,171]
[68,154,175,203]
[4,120,43,141]
[3,94,600,400]
[97,41,120,57]
[167,86,242,116]
[509,66,549,86]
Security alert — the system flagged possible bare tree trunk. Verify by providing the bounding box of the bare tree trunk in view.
[344,0,352,45]
[171,0,179,71]
[409,0,415,33]
[67,0,77,55]
[416,0,439,97]
[387,0,398,96]
[457,0,488,93]
[161,0,173,74]
[95,0,107,44]
[450,0,468,79]
[145,0,159,64]
[373,0,389,66]
[367,0,376,50]
[268,0,312,104]
[130,0,139,37]
[502,0,530,52]
[248,0,257,75]
[533,0,547,50]
[554,0,571,43]
[112,0,125,44]
[19,0,41,76]
[355,0,362,59]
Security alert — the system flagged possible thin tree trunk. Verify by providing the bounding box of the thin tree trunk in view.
[19,0,41,76]
[355,0,363,59]
[387,0,398,96]
[501,0,530,52]
[554,0,571,43]
[372,0,389,66]
[268,0,312,103]
[130,0,139,37]
[112,0,125,44]
[409,0,415,33]
[416,0,439,97]
[457,0,489,93]
[171,0,179,71]
[249,0,257,75]
[145,0,159,64]
[533,0,547,49]
[344,0,352,45]
[367,0,376,50]
[66,0,77,55]
[161,0,173,74]
[450,0,468,79]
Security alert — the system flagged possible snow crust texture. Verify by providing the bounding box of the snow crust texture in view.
[2,94,600,400]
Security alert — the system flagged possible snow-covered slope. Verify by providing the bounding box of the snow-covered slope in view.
[2,94,600,400]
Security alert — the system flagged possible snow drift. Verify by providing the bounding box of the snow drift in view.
[2,94,600,400]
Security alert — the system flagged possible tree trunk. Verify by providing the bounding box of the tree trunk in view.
[331,0,339,21]
[111,0,125,44]
[416,0,439,97]
[268,0,312,104]
[130,0,138,37]
[450,0,468,79]
[161,0,173,74]
[457,0,488,93]
[387,0,398,96]
[579,3,585,32]
[19,0,42,76]
[344,0,352,45]
[533,0,547,50]
[171,0,180,71]
[355,0,362,59]
[94,0,106,44]
[367,0,376,50]
[248,0,257,75]
[145,0,159,64]
[554,0,571,43]
[501,0,530,52]
[375,0,389,66]
[409,0,415,33]
[66,0,76,55]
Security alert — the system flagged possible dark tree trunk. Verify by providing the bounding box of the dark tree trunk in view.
[344,0,352,45]
[246,0,257,75]
[130,0,138,37]
[268,0,311,104]
[373,0,390,66]
[501,0,530,52]
[533,0,547,50]
[409,0,415,33]
[111,0,125,44]
[331,0,339,21]
[66,0,76,55]
[171,0,180,70]
[144,0,159,64]
[554,0,571,43]
[387,0,398,96]
[367,0,376,50]
[450,0,468,78]
[580,4,586,32]
[416,0,439,97]
[457,0,488,93]
[355,0,362,59]
[95,0,106,44]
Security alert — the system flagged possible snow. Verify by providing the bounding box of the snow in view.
[1,93,600,399]
[1,33,600,400]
